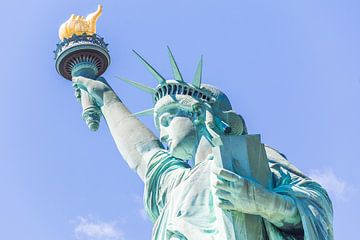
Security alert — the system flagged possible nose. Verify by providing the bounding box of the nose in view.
[159,126,169,143]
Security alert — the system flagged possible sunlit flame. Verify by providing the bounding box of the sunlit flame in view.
[58,4,102,40]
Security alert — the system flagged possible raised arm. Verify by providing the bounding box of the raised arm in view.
[73,76,163,181]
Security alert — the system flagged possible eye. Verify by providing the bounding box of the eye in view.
[160,114,174,127]
[160,117,169,127]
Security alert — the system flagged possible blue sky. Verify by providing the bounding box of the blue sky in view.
[1,0,359,239]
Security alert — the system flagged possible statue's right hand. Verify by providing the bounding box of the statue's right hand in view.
[72,76,113,107]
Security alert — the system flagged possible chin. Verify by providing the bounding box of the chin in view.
[170,141,195,160]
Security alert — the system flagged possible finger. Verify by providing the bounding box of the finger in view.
[72,76,93,91]
[213,179,231,191]
[72,83,81,99]
[74,88,81,101]
[216,198,235,210]
[212,167,240,182]
[214,189,232,200]
[97,76,108,84]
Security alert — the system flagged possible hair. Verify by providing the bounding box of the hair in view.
[154,83,247,135]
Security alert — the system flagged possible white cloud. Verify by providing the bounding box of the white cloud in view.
[309,168,354,201]
[74,216,124,240]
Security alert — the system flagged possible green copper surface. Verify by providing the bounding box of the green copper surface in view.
[167,46,184,82]
[133,50,166,84]
[72,65,102,131]
[192,55,203,88]
[116,76,155,95]
[71,49,333,239]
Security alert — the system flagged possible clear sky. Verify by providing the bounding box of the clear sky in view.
[1,0,359,239]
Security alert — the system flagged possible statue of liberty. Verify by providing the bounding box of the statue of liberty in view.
[72,47,333,239]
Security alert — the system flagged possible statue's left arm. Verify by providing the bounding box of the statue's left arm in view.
[212,167,302,230]
[212,153,334,239]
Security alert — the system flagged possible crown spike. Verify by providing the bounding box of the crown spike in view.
[132,50,166,84]
[167,46,184,82]
[133,108,154,117]
[116,76,155,94]
[192,55,203,88]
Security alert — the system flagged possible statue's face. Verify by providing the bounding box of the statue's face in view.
[158,110,197,160]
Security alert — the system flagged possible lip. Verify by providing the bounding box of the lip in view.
[167,139,173,148]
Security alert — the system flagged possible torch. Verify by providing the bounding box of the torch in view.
[54,4,110,131]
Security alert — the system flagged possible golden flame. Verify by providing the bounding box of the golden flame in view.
[58,4,103,40]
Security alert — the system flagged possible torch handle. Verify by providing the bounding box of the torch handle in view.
[79,89,102,131]
[71,65,102,131]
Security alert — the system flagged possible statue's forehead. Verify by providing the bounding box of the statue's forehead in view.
[155,103,192,117]
[154,102,193,127]
[154,95,198,113]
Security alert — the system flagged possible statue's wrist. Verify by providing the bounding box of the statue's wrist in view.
[255,190,301,228]
[252,186,289,219]
[252,186,275,216]
[102,90,121,108]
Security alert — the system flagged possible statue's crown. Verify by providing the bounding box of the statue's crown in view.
[118,47,216,116]
[120,48,247,143]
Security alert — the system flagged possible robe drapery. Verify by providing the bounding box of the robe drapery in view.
[144,146,333,240]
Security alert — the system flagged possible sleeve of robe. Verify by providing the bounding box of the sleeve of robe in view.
[144,150,191,222]
[264,146,334,240]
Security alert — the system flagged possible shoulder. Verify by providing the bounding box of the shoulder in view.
[146,149,191,179]
[265,145,307,179]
